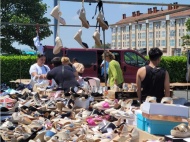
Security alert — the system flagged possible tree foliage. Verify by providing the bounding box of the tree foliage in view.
[92,43,111,49]
[1,0,52,54]
[181,18,190,47]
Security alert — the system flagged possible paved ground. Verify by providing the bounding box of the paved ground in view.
[173,90,190,100]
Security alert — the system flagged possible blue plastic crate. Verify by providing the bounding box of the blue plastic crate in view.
[137,113,146,131]
[145,119,187,135]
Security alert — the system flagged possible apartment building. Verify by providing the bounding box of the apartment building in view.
[111,3,190,56]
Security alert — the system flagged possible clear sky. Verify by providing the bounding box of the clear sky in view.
[14,0,190,51]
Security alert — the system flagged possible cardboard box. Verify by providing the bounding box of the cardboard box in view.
[183,138,190,142]
[112,125,163,142]
[142,102,189,118]
[165,135,184,142]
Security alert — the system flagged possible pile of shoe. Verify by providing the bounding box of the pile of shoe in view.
[0,83,143,142]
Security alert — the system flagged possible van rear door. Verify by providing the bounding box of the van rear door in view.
[66,49,97,77]
[121,51,147,83]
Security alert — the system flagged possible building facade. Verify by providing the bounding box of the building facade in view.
[111,4,190,56]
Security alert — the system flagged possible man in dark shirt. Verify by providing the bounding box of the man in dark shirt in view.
[136,47,170,103]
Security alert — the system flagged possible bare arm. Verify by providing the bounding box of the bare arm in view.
[74,71,79,80]
[164,71,170,97]
[136,69,142,102]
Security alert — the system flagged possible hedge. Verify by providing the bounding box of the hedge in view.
[0,55,188,85]
[1,55,36,85]
[146,56,187,83]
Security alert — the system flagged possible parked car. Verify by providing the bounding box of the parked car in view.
[43,46,148,83]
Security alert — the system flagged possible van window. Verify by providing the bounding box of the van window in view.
[66,50,96,68]
[44,48,63,65]
[124,52,146,67]
[111,52,120,62]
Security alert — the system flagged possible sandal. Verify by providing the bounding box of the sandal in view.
[171,123,190,138]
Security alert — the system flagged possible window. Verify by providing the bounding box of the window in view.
[132,42,136,47]
[138,33,141,39]
[126,26,129,32]
[170,40,175,46]
[179,29,184,36]
[142,24,146,30]
[179,39,183,46]
[174,49,181,56]
[123,34,126,40]
[117,35,121,40]
[161,21,166,28]
[126,34,129,39]
[138,41,141,47]
[122,27,126,32]
[112,28,116,33]
[162,31,166,37]
[156,31,160,38]
[142,41,146,47]
[132,25,135,31]
[149,40,153,47]
[124,52,146,67]
[117,27,120,32]
[149,22,153,29]
[132,34,135,39]
[118,42,121,48]
[141,33,146,39]
[123,42,125,47]
[155,22,160,29]
[161,40,166,46]
[126,42,129,47]
[170,30,175,37]
[156,40,160,47]
[149,32,153,38]
[66,50,96,68]
[170,20,175,27]
[112,35,115,40]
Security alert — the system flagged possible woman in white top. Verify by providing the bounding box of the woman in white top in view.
[29,54,50,88]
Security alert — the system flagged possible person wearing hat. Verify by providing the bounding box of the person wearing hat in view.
[46,57,80,92]
[104,51,124,88]
[72,58,85,76]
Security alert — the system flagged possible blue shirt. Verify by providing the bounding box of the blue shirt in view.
[101,60,109,75]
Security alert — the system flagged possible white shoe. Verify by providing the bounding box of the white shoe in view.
[97,12,109,30]
[50,5,66,25]
[74,29,88,48]
[93,30,101,47]
[74,29,83,46]
[79,8,89,29]
[53,36,63,54]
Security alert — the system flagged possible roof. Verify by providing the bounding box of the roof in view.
[112,7,190,26]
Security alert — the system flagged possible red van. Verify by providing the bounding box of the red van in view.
[44,46,147,83]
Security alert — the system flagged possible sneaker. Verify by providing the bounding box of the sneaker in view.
[97,12,109,30]
[53,36,63,55]
[50,5,66,25]
[93,30,101,47]
[79,8,89,29]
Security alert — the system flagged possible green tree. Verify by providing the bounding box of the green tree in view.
[92,43,111,49]
[1,0,52,54]
[181,18,190,48]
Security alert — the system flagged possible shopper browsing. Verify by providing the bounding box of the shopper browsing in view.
[136,47,170,103]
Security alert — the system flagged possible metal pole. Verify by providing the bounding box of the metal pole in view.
[54,0,58,44]
[103,29,107,87]
[60,0,190,7]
